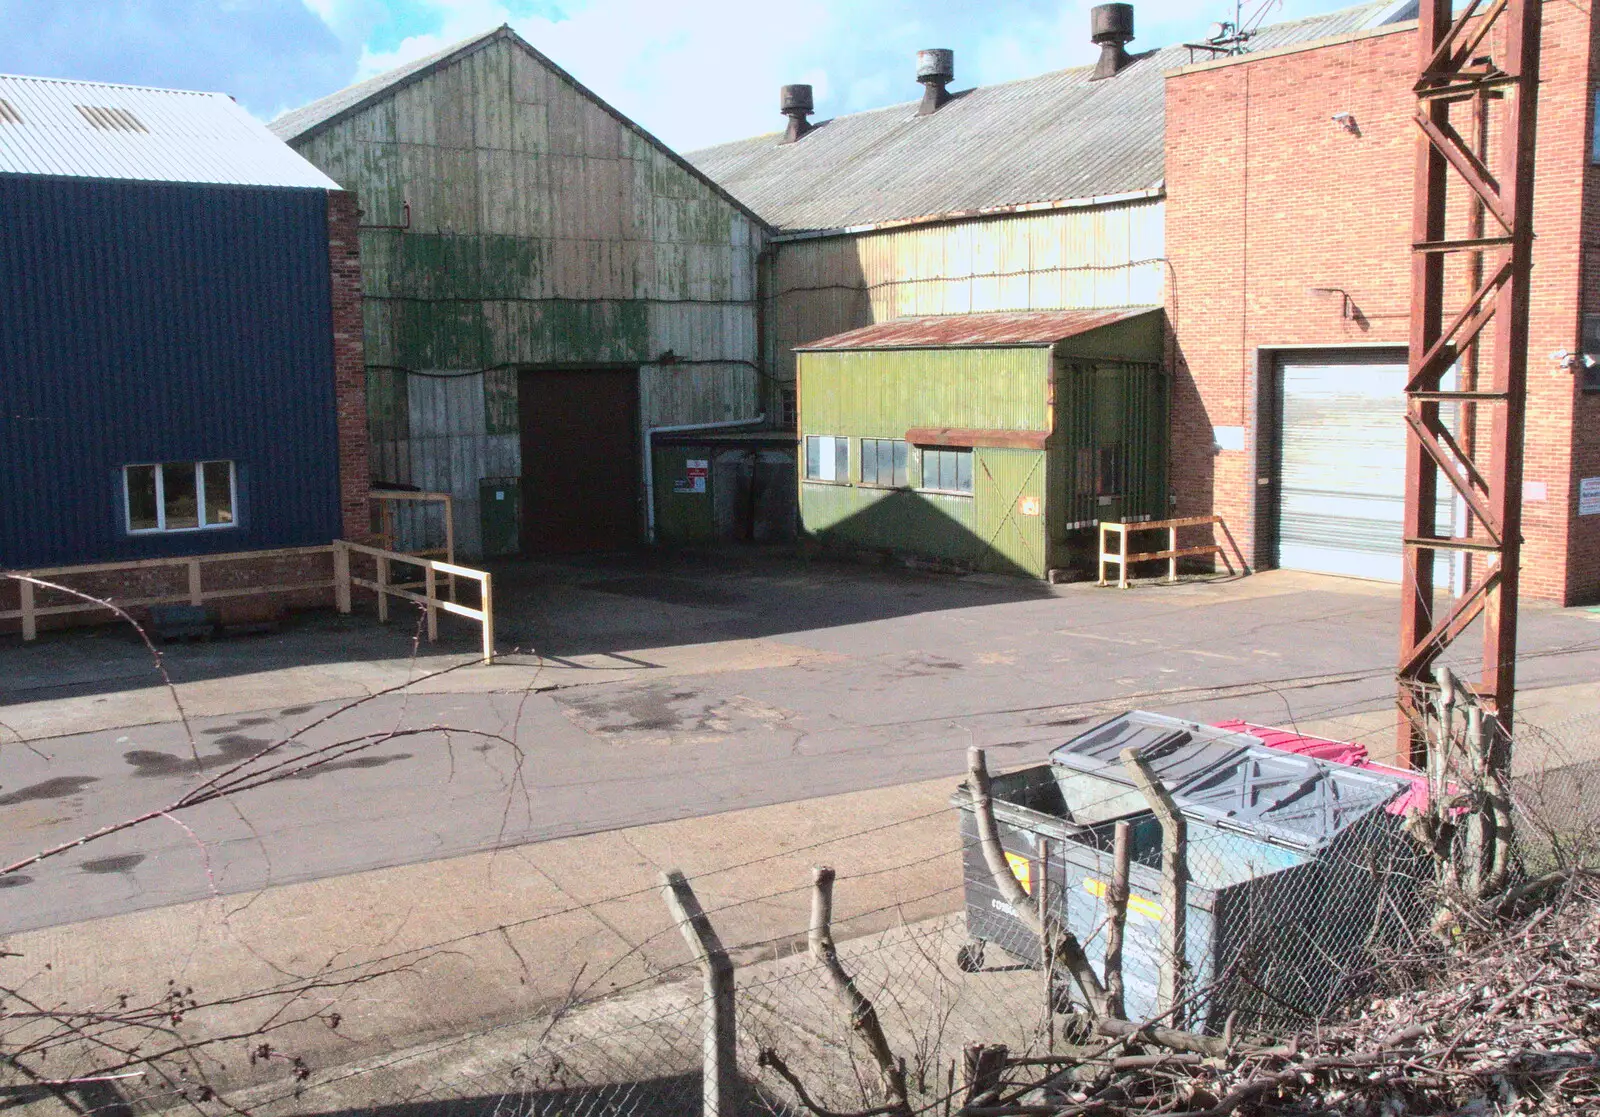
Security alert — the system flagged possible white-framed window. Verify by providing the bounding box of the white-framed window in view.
[804,435,849,482]
[124,460,236,534]
[920,447,973,493]
[860,438,909,488]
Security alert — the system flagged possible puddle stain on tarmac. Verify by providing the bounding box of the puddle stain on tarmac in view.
[79,854,145,875]
[0,776,100,805]
[124,736,274,778]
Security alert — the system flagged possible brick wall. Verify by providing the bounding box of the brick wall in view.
[328,190,372,545]
[1165,3,1598,603]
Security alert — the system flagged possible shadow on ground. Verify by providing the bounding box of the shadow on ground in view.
[0,546,1056,706]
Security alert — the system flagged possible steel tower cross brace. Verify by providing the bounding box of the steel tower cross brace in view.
[1399,0,1541,767]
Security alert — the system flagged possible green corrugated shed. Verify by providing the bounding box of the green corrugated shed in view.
[795,308,1167,579]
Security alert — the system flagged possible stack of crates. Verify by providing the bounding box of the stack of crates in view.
[950,711,1424,1032]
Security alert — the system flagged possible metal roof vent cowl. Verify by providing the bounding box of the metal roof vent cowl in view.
[779,84,814,143]
[1090,3,1135,81]
[916,49,954,115]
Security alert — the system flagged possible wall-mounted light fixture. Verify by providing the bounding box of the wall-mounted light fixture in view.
[1331,111,1360,136]
[1308,286,1356,319]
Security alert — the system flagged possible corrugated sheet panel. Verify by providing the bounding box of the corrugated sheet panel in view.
[800,483,978,563]
[799,347,1049,435]
[800,307,1159,350]
[0,177,341,568]
[972,448,1050,577]
[766,199,1165,383]
[686,3,1393,231]
[0,74,338,188]
[270,26,768,231]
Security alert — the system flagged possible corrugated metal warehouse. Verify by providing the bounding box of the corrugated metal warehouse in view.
[685,2,1407,575]
[686,3,1396,418]
[795,309,1165,577]
[0,75,368,576]
[271,27,774,557]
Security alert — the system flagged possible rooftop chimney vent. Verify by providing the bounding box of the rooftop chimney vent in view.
[916,49,954,115]
[780,84,814,144]
[1090,3,1135,81]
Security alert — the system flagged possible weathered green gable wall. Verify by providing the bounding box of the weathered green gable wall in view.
[291,35,766,553]
[797,347,1052,577]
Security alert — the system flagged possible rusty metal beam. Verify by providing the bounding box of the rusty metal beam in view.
[1399,0,1540,770]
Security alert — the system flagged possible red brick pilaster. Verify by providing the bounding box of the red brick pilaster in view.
[328,190,371,543]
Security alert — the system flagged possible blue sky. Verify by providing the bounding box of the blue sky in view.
[1,0,1379,150]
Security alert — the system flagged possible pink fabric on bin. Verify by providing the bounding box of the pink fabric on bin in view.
[1213,720,1432,816]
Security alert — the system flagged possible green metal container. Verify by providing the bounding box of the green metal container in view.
[479,476,522,557]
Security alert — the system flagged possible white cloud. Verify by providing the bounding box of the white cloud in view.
[300,0,1378,151]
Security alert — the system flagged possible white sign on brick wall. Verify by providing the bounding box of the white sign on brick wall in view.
[1580,477,1600,516]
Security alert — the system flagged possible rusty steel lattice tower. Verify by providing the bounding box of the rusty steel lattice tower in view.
[1399,0,1541,766]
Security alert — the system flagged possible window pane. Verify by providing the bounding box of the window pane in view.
[861,439,878,485]
[163,461,199,529]
[956,449,973,492]
[892,441,907,487]
[834,437,849,483]
[203,461,234,525]
[806,437,821,479]
[126,466,158,531]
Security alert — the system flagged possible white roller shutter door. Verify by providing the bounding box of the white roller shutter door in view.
[1278,351,1456,583]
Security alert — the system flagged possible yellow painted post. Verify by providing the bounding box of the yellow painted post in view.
[424,564,438,643]
[1119,524,1130,590]
[1097,524,1108,586]
[376,553,389,623]
[188,558,203,606]
[19,578,36,642]
[479,571,494,665]
[1168,524,1179,584]
[333,543,351,614]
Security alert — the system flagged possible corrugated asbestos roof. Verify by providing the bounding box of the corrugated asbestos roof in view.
[0,74,339,189]
[686,2,1399,233]
[797,307,1160,350]
[268,32,483,143]
[268,25,771,230]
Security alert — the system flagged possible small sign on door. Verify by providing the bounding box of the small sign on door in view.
[674,459,709,495]
[1580,476,1600,516]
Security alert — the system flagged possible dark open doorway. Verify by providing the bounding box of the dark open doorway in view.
[518,368,640,553]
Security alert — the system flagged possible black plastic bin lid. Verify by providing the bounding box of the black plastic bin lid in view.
[1049,711,1410,851]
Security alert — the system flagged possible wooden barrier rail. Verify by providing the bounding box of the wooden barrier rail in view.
[333,539,494,664]
[370,489,457,602]
[1097,516,1232,590]
[2,546,336,641]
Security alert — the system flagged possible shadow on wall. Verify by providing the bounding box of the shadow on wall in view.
[1165,331,1223,560]
[804,488,1042,580]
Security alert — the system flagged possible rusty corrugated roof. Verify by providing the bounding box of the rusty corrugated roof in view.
[686,2,1401,233]
[797,307,1159,351]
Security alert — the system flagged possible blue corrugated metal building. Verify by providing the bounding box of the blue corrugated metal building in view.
[0,74,356,570]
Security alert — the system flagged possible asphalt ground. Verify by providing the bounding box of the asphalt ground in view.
[4,553,1600,937]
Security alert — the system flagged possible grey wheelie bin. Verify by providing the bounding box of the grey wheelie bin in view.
[949,711,1421,1032]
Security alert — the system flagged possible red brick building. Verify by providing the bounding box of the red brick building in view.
[1165,2,1600,603]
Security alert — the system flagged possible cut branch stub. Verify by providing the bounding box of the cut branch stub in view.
[809,865,912,1116]
[965,747,1108,1017]
[1119,746,1188,1021]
